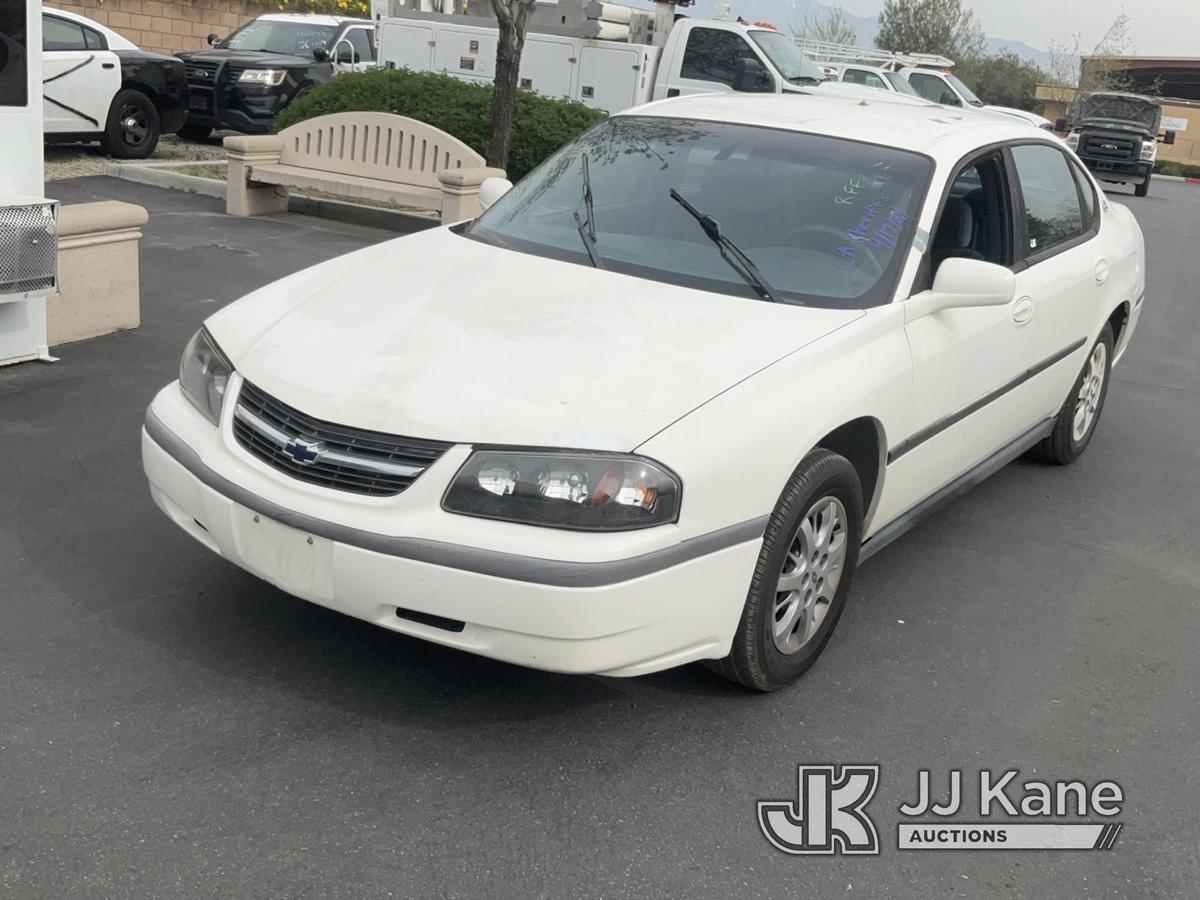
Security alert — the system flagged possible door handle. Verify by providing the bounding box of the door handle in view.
[101,62,115,69]
[1094,259,1110,284]
[1012,296,1034,325]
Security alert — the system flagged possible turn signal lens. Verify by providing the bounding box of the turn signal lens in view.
[444,451,680,531]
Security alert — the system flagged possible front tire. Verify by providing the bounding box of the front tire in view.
[1135,179,1150,198]
[1033,323,1114,465]
[101,89,160,159]
[708,450,864,691]
[177,122,213,141]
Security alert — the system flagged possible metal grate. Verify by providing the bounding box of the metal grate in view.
[185,59,219,82]
[0,202,58,297]
[1081,133,1139,161]
[233,381,452,497]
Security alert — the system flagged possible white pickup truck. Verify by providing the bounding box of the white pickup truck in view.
[378,0,879,113]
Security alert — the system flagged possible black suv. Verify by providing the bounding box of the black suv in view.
[1060,92,1177,198]
[176,14,375,138]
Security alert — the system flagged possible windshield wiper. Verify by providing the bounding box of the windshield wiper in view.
[668,189,778,303]
[574,154,606,270]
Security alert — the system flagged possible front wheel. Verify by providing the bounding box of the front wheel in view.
[101,89,160,159]
[177,122,213,142]
[1033,323,1114,465]
[707,449,864,691]
[1135,179,1150,198]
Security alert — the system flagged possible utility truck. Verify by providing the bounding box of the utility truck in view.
[796,37,1052,130]
[376,0,882,113]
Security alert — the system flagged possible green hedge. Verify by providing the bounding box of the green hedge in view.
[1154,159,1200,179]
[274,68,607,181]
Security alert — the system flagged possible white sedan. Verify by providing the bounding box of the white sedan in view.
[142,93,1144,690]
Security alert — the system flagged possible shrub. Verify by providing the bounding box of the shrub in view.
[1154,159,1200,179]
[274,68,607,181]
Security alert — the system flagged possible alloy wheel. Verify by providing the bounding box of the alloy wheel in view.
[772,495,848,655]
[120,105,148,147]
[1072,341,1107,442]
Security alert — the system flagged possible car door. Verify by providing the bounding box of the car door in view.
[332,25,375,75]
[907,70,959,106]
[664,25,776,98]
[880,149,1047,521]
[42,13,120,134]
[1004,142,1106,419]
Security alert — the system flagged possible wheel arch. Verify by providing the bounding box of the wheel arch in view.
[814,416,886,528]
[1106,300,1131,350]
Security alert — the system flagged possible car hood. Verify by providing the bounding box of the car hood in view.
[176,49,317,68]
[1078,93,1161,133]
[205,228,863,451]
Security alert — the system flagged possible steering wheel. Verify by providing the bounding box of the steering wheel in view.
[783,223,885,274]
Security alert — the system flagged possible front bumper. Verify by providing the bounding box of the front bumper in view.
[1080,157,1152,185]
[184,83,292,134]
[141,381,762,676]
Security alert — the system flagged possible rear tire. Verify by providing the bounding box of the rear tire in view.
[1135,179,1150,198]
[100,89,160,159]
[707,449,863,691]
[1032,323,1114,465]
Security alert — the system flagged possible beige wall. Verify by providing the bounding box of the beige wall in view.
[45,0,277,55]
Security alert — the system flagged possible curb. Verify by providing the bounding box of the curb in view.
[106,160,226,198]
[105,160,435,233]
[1152,173,1200,184]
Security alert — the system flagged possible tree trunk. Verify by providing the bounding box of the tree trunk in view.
[487,1,532,170]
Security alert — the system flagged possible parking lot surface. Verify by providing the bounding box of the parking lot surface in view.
[2,177,1198,898]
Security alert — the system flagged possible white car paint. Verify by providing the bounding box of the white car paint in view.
[41,9,123,134]
[142,92,1144,680]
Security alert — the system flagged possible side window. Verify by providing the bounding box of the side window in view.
[843,68,884,89]
[1011,144,1086,257]
[43,15,88,51]
[680,28,753,87]
[928,153,1011,280]
[909,72,954,105]
[83,26,106,50]
[344,28,373,62]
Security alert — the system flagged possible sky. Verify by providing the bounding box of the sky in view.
[840,0,1200,56]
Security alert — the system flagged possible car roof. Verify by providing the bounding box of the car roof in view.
[621,92,1043,158]
[254,13,369,26]
[44,7,139,50]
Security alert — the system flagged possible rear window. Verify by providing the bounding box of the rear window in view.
[468,116,932,309]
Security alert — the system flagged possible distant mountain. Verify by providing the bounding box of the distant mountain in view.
[684,0,1051,68]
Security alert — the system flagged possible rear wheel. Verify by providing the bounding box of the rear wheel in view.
[101,89,160,159]
[707,449,863,691]
[1032,324,1114,465]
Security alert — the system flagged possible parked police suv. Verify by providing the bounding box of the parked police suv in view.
[176,14,375,139]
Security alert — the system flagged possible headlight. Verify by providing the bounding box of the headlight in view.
[1140,140,1157,161]
[442,450,681,531]
[179,327,232,425]
[1065,131,1080,150]
[238,69,286,86]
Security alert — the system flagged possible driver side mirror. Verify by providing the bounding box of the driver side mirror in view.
[1055,117,1070,132]
[733,56,775,94]
[312,47,328,62]
[939,90,962,107]
[206,33,220,46]
[479,176,513,211]
[1161,130,1177,145]
[905,258,1015,322]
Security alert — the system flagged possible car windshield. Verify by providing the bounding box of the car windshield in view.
[945,73,983,107]
[749,30,826,84]
[219,19,338,56]
[466,117,931,309]
[883,71,921,96]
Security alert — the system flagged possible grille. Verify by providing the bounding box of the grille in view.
[224,65,245,86]
[233,381,452,497]
[1081,133,1138,161]
[0,201,58,297]
[185,59,219,82]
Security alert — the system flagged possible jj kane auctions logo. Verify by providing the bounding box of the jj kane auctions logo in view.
[759,766,1124,854]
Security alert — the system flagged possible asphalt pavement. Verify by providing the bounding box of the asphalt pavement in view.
[2,177,1198,898]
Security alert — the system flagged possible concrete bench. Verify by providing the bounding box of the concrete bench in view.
[224,112,505,223]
